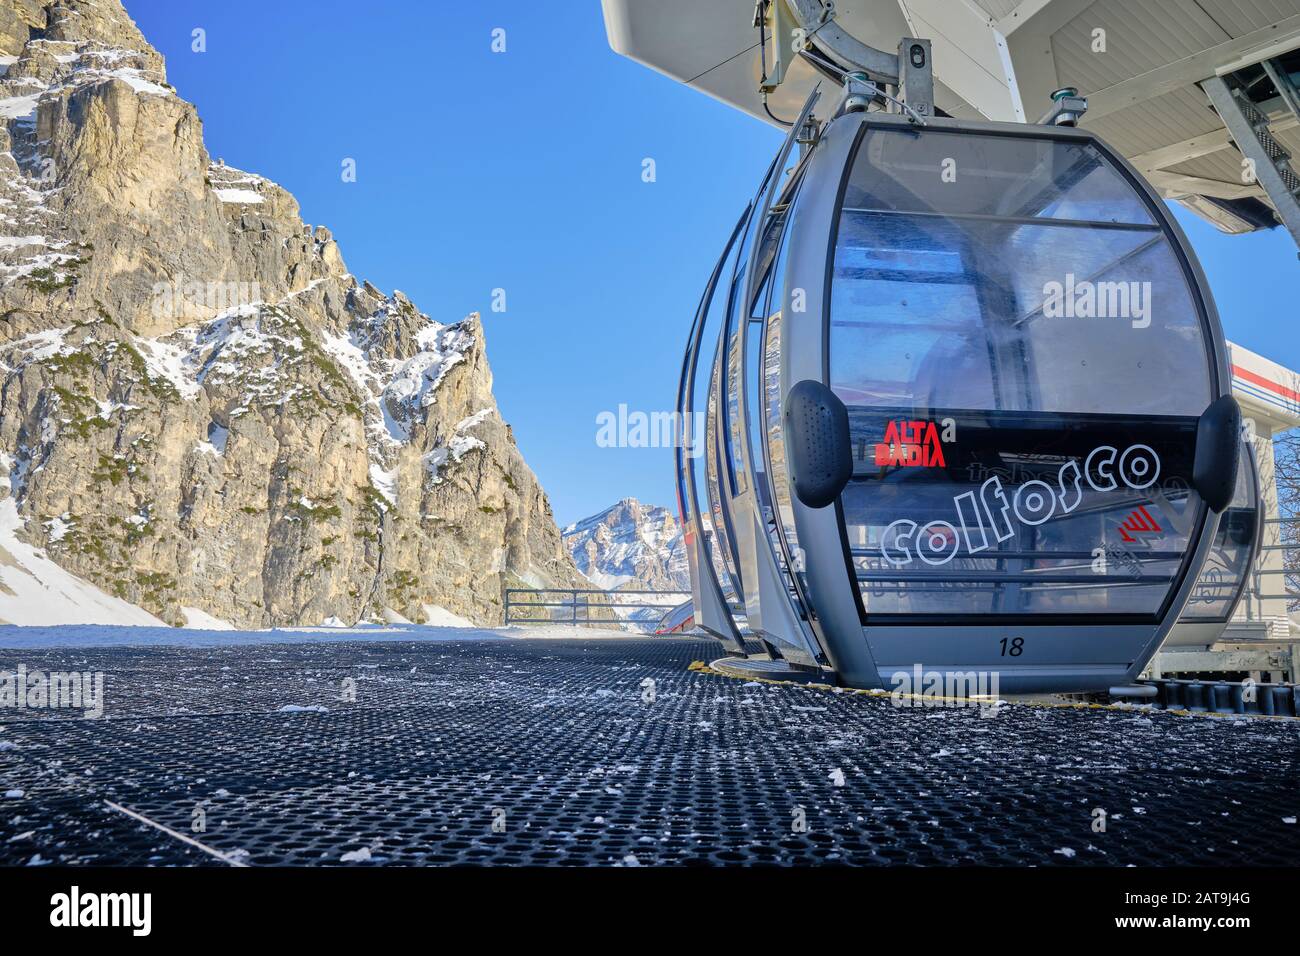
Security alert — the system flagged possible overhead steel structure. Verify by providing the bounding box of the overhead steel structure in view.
[655,1,1250,692]
[605,0,1300,247]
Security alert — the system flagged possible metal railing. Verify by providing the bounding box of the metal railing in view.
[503,588,689,628]
[1245,516,1299,609]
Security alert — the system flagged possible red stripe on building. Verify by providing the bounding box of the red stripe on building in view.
[1232,364,1300,404]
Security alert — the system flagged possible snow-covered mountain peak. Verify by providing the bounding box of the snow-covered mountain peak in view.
[562,498,688,591]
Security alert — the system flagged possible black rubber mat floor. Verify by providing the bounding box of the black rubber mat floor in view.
[0,637,1297,866]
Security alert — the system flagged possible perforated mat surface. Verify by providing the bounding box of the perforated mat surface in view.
[0,637,1297,866]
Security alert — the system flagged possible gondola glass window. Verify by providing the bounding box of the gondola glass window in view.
[1181,450,1258,622]
[829,128,1214,618]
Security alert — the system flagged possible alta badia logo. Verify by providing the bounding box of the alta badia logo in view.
[873,418,955,468]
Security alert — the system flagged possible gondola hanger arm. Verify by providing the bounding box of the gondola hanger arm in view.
[784,0,901,87]
[759,2,932,123]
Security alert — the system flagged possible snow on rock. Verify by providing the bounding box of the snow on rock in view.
[368,463,397,507]
[0,498,164,627]
[102,68,170,97]
[0,33,172,288]
[213,188,264,205]
[43,515,70,542]
[3,327,69,364]
[380,321,476,436]
[130,334,203,400]
[0,91,41,119]
[317,301,483,494]
[422,409,491,484]
[455,407,493,432]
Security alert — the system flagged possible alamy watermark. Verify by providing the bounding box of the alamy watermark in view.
[50,886,150,936]
[595,405,706,458]
[1042,273,1152,328]
[889,664,1002,716]
[0,664,104,718]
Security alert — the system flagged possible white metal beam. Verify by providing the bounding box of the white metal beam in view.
[1086,15,1300,120]
[1128,95,1298,173]
[1144,170,1264,201]
[995,0,1095,39]
[997,0,1095,119]
[1130,128,1238,174]
[898,0,1025,121]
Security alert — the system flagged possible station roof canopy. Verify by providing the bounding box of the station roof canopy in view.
[602,0,1300,235]
[1230,340,1300,432]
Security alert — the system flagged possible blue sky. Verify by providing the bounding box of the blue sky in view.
[123,1,1299,526]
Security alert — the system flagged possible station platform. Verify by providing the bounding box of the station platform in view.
[0,635,1296,866]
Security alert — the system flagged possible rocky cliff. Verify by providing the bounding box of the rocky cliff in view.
[0,0,585,627]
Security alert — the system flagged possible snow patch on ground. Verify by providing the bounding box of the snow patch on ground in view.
[0,499,165,627]
[0,623,639,647]
[180,607,235,630]
[421,604,477,628]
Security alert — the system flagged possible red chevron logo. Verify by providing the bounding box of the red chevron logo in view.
[1118,505,1162,542]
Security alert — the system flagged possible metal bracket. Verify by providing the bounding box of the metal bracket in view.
[1038,86,1089,126]
[796,112,820,157]
[842,52,929,126]
[766,2,933,122]
[896,38,933,120]
[757,0,801,94]
[842,72,878,113]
